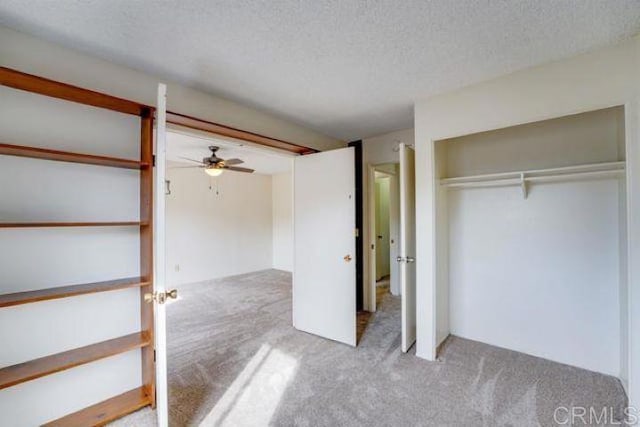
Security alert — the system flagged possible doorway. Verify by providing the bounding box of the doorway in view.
[369,163,401,310]
[161,125,296,424]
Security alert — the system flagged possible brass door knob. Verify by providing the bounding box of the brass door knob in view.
[344,254,352,262]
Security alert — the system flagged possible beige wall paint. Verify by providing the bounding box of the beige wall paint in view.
[0,25,345,152]
[166,168,273,286]
[272,171,294,272]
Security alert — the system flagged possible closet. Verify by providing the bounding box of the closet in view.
[0,67,155,425]
[435,106,627,377]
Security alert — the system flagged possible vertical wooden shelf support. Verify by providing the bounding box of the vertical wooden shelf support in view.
[139,107,156,408]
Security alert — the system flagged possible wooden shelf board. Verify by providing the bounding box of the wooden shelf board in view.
[0,143,148,169]
[0,221,147,228]
[0,331,151,390]
[0,277,151,308]
[0,67,153,117]
[42,386,151,427]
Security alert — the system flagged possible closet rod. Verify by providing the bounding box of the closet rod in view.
[440,161,625,187]
[441,169,625,189]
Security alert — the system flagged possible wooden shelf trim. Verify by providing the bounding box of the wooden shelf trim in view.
[0,332,151,390]
[0,67,153,116]
[0,277,151,308]
[167,111,318,155]
[42,386,151,427]
[0,143,148,169]
[0,221,147,228]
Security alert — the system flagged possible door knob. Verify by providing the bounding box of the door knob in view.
[144,289,178,304]
[406,256,415,263]
[344,254,352,262]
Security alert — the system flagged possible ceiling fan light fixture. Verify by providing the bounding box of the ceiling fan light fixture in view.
[205,167,223,177]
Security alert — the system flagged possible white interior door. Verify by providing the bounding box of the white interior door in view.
[154,83,169,427]
[293,147,356,346]
[399,143,417,352]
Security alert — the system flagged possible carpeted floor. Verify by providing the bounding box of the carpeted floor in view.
[111,269,626,427]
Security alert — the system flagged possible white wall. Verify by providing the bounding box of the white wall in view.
[414,36,640,407]
[362,129,412,309]
[166,168,273,285]
[0,86,142,426]
[272,171,293,272]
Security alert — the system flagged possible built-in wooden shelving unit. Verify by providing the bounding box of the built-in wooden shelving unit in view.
[43,386,152,427]
[0,66,156,425]
[0,332,151,390]
[0,277,150,308]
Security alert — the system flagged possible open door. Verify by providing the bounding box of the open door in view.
[399,143,416,352]
[153,83,169,427]
[293,147,356,346]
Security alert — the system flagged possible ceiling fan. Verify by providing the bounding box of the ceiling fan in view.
[177,146,255,176]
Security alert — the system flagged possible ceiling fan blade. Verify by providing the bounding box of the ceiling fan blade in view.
[168,165,203,169]
[178,156,203,164]
[225,166,255,173]
[223,158,244,166]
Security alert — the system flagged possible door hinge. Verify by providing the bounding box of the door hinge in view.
[354,228,359,237]
[152,154,156,167]
[154,349,156,362]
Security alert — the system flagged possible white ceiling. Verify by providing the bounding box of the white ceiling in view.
[167,131,293,175]
[1,1,639,140]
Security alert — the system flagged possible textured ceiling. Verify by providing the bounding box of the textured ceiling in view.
[167,131,293,175]
[1,1,640,140]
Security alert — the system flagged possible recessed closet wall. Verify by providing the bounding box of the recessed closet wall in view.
[435,107,627,376]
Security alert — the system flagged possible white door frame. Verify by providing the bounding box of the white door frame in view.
[366,163,400,312]
[154,83,169,427]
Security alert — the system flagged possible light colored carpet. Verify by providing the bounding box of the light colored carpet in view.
[111,269,626,426]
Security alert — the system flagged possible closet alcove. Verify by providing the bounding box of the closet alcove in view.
[434,106,627,378]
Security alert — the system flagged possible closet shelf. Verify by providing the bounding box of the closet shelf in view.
[0,277,151,308]
[440,161,625,198]
[0,331,151,390]
[42,386,151,427]
[0,143,149,170]
[0,221,148,228]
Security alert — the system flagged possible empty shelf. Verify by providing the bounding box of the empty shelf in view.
[0,221,146,228]
[42,386,151,427]
[0,143,148,169]
[0,277,151,308]
[0,331,151,390]
[0,66,152,116]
